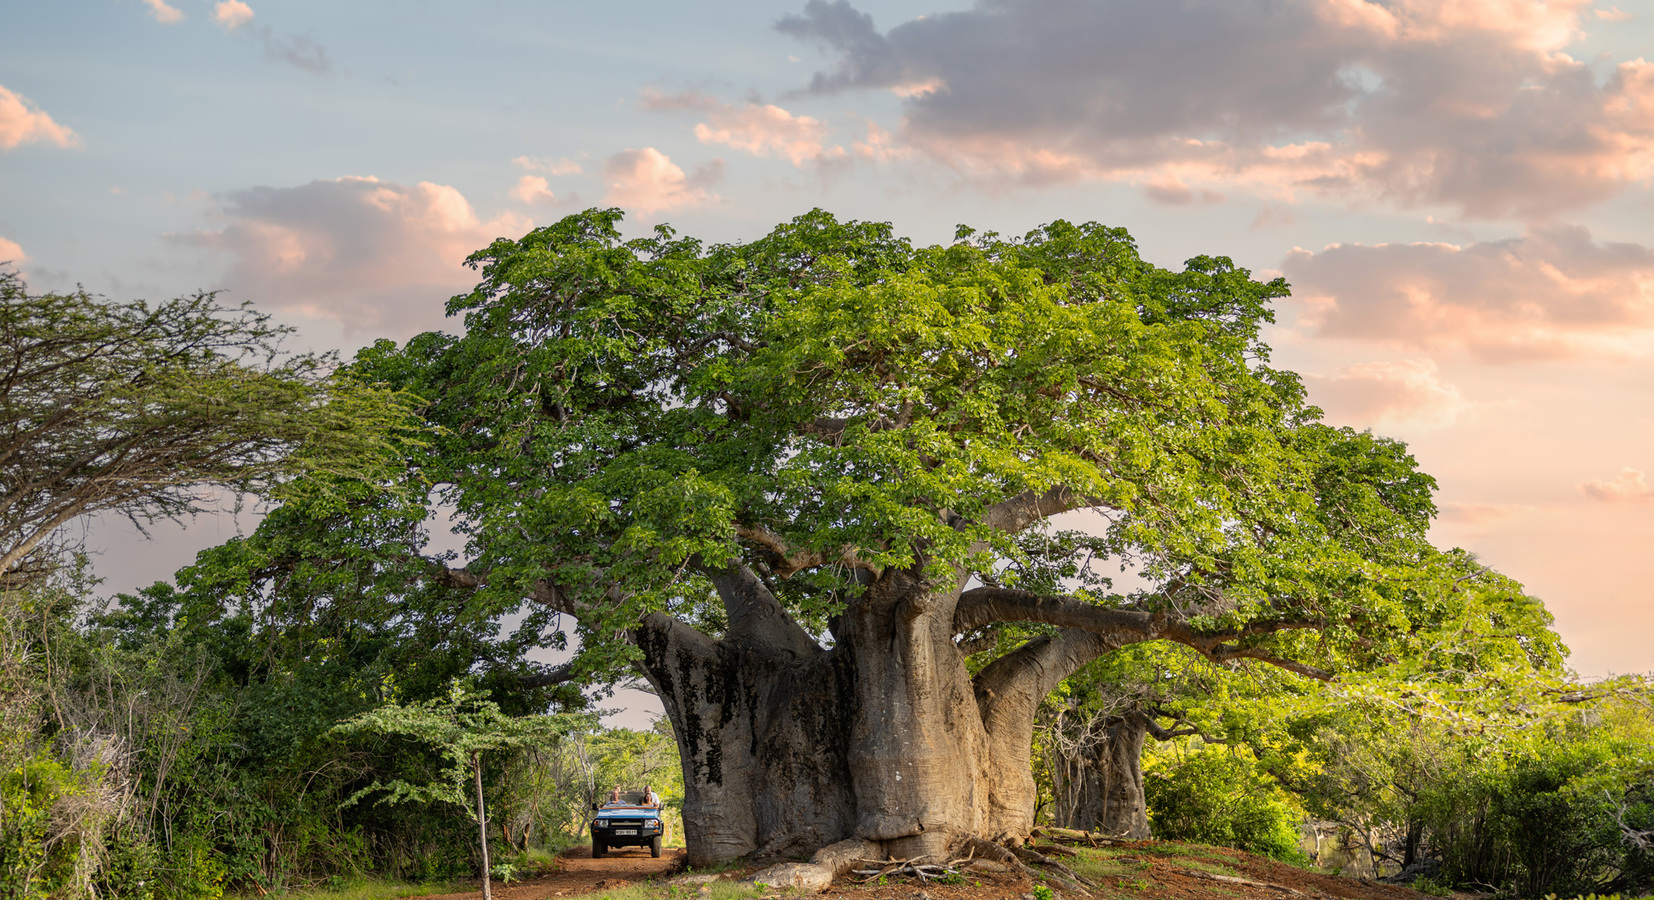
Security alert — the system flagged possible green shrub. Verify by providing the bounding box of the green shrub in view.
[1145,747,1307,862]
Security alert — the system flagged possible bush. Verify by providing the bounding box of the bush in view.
[1145,746,1307,862]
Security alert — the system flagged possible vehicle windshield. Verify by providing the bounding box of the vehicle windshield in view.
[600,790,652,807]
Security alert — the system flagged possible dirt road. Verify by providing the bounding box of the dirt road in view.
[406,845,687,900]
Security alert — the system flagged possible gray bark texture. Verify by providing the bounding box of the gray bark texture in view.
[607,537,1316,873]
[1049,711,1153,840]
[633,563,1126,869]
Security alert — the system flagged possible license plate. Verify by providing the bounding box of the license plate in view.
[614,829,636,835]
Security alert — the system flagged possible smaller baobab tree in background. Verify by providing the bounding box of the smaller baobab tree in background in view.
[331,681,584,900]
[1036,642,1204,840]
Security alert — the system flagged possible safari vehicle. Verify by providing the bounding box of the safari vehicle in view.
[590,791,665,858]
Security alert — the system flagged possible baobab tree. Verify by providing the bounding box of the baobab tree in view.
[330,209,1446,881]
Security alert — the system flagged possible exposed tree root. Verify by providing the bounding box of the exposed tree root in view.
[745,837,880,893]
[748,832,1103,893]
[1010,843,1096,892]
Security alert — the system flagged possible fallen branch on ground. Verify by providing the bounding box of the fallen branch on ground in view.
[851,856,971,884]
[1181,869,1304,895]
[1031,826,1128,847]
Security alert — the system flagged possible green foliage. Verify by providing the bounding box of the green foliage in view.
[330,680,582,817]
[1144,745,1307,862]
[338,207,1454,687]
[1291,674,1653,896]
[1,752,70,900]
[0,267,419,589]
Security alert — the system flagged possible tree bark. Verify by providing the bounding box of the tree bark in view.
[1050,710,1153,840]
[634,564,1109,867]
[474,751,492,900]
[621,557,1318,869]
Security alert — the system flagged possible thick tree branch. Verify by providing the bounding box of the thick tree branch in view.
[433,565,591,616]
[955,586,1330,681]
[975,628,1122,724]
[979,486,1091,535]
[705,562,822,660]
[735,524,879,578]
[514,662,579,688]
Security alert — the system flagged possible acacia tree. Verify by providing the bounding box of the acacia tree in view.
[331,209,1452,876]
[0,269,413,587]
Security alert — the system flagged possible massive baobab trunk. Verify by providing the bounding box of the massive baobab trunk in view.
[634,563,1128,867]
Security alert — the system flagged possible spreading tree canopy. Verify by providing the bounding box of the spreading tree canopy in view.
[229,209,1472,877]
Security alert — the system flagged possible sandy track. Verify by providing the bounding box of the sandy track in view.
[405,845,686,900]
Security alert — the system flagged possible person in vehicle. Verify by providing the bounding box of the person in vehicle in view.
[606,787,623,806]
[641,785,660,808]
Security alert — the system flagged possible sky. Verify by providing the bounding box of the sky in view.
[4,0,1653,682]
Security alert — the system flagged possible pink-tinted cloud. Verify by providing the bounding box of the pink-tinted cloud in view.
[1283,225,1654,361]
[0,236,25,265]
[1143,176,1224,206]
[777,0,1654,217]
[510,175,556,206]
[645,90,844,168]
[142,0,184,24]
[1438,501,1537,527]
[212,0,254,32]
[601,148,722,216]
[513,155,583,176]
[1304,358,1472,430]
[177,176,529,336]
[0,85,80,150]
[1582,467,1654,501]
[1594,6,1633,22]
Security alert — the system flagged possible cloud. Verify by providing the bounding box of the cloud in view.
[644,90,844,168]
[1582,467,1654,501]
[775,0,1654,217]
[252,26,331,73]
[1594,6,1633,22]
[142,0,184,24]
[1283,224,1654,361]
[0,85,81,150]
[1438,501,1537,526]
[176,176,529,336]
[1143,177,1224,206]
[601,148,722,215]
[213,0,254,32]
[1304,358,1473,430]
[513,155,583,176]
[0,236,25,265]
[1252,205,1297,229]
[511,175,557,206]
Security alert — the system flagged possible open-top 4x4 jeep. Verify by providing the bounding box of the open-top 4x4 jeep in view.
[590,791,665,858]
